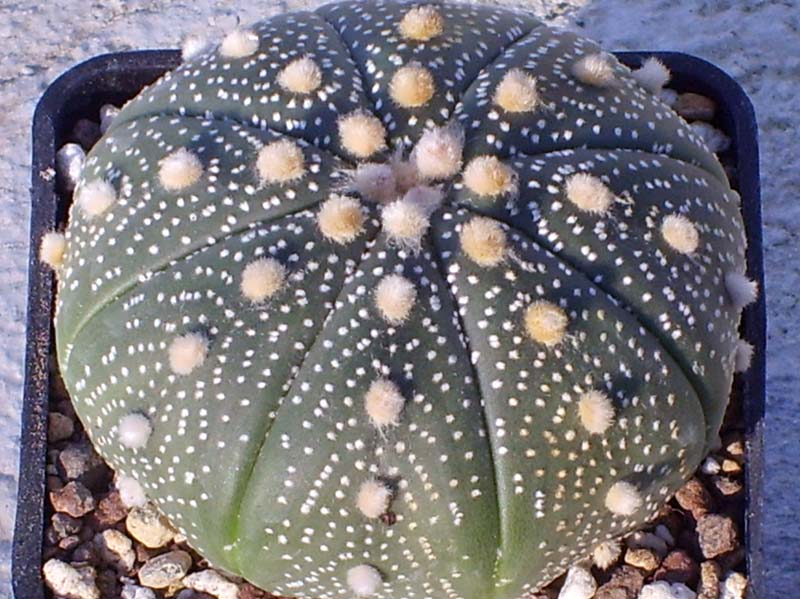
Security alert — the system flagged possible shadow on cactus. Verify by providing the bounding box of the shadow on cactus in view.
[42,1,758,598]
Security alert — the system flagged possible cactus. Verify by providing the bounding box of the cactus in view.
[50,2,756,598]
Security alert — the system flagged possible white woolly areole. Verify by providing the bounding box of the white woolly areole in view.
[219,29,260,59]
[724,271,758,310]
[76,179,116,217]
[605,481,643,516]
[389,63,436,108]
[318,194,365,244]
[181,35,209,61]
[117,413,152,450]
[116,475,147,508]
[40,231,66,270]
[734,339,754,373]
[256,139,306,184]
[565,172,615,214]
[159,148,203,191]
[494,68,540,113]
[168,332,209,376]
[463,156,517,197]
[578,389,615,435]
[338,111,387,158]
[398,5,443,41]
[592,539,622,569]
[346,564,383,597]
[375,274,417,325]
[364,378,405,429]
[391,149,420,193]
[349,163,398,204]
[572,52,617,87]
[524,300,569,346]
[413,125,464,180]
[382,199,429,249]
[557,566,597,599]
[661,214,700,254]
[460,217,507,267]
[356,479,393,519]
[241,258,286,303]
[632,57,671,94]
[639,581,697,599]
[277,56,322,94]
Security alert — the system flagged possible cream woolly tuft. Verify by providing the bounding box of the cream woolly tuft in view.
[241,258,286,303]
[116,475,147,508]
[389,63,436,108]
[632,57,671,94]
[524,300,569,347]
[356,479,393,519]
[118,414,152,450]
[460,217,507,267]
[168,332,209,376]
[76,179,116,218]
[338,111,387,159]
[661,214,700,255]
[364,378,405,429]
[375,274,417,325]
[349,163,398,204]
[382,199,429,250]
[277,56,323,94]
[256,139,306,184]
[565,172,615,214]
[346,564,383,597]
[605,481,643,516]
[159,148,203,191]
[724,271,758,310]
[592,539,622,569]
[413,125,464,180]
[578,389,615,435]
[572,52,617,87]
[219,29,260,59]
[734,339,754,373]
[40,231,67,270]
[181,35,209,61]
[318,194,365,244]
[398,6,443,41]
[494,69,540,113]
[462,156,517,198]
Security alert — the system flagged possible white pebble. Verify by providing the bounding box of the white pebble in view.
[56,143,85,191]
[558,566,597,599]
[183,570,240,599]
[638,581,696,599]
[43,559,100,599]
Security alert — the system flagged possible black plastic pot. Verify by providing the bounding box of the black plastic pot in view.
[13,50,765,599]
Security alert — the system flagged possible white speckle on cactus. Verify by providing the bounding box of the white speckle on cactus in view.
[382,199,430,250]
[277,56,323,95]
[168,332,208,376]
[356,478,393,519]
[524,300,569,347]
[494,68,540,113]
[413,124,464,181]
[398,5,443,41]
[317,194,365,244]
[76,179,116,218]
[375,274,417,325]
[364,378,405,429]
[116,475,147,508]
[462,156,517,198]
[592,538,622,569]
[572,52,617,87]
[240,258,286,303]
[460,217,507,267]
[118,414,152,450]
[337,111,387,159]
[639,581,697,599]
[661,214,700,254]
[557,565,597,599]
[40,231,66,270]
[158,148,203,191]
[256,139,306,184]
[346,564,383,597]
[347,163,397,204]
[734,339,754,373]
[578,389,615,435]
[724,271,758,310]
[389,63,436,108]
[565,172,615,214]
[181,35,209,61]
[605,481,643,516]
[219,29,260,59]
[632,57,671,94]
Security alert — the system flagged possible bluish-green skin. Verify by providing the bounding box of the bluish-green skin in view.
[55,2,746,598]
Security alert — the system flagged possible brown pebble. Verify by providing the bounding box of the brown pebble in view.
[52,513,82,539]
[624,548,660,572]
[674,478,714,519]
[48,412,74,443]
[716,546,746,571]
[46,474,63,493]
[654,550,699,586]
[90,491,128,528]
[697,514,738,559]
[72,541,99,564]
[50,481,96,518]
[594,565,645,599]
[70,118,102,150]
[711,475,743,497]
[95,567,121,599]
[135,542,157,563]
[58,535,80,550]
[238,582,269,599]
[698,561,721,599]
[675,93,716,121]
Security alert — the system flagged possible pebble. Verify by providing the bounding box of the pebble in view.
[710,476,743,497]
[654,550,699,586]
[42,559,100,599]
[70,118,102,150]
[126,503,176,548]
[624,548,661,572]
[59,535,81,550]
[91,490,128,527]
[595,566,645,599]
[183,569,240,599]
[724,436,745,458]
[696,515,738,559]
[690,122,731,154]
[557,566,596,599]
[71,541,98,563]
[48,411,75,442]
[121,583,157,599]
[54,143,86,193]
[700,457,721,476]
[675,93,716,121]
[720,459,741,474]
[50,481,95,517]
[698,562,721,599]
[719,572,747,599]
[238,582,268,599]
[51,513,82,539]
[674,479,714,520]
[137,550,192,588]
[100,104,120,134]
[626,531,669,558]
[639,581,696,599]
[95,529,135,573]
[655,524,676,547]
[58,443,101,481]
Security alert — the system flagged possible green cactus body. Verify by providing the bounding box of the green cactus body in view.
[54,2,753,598]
